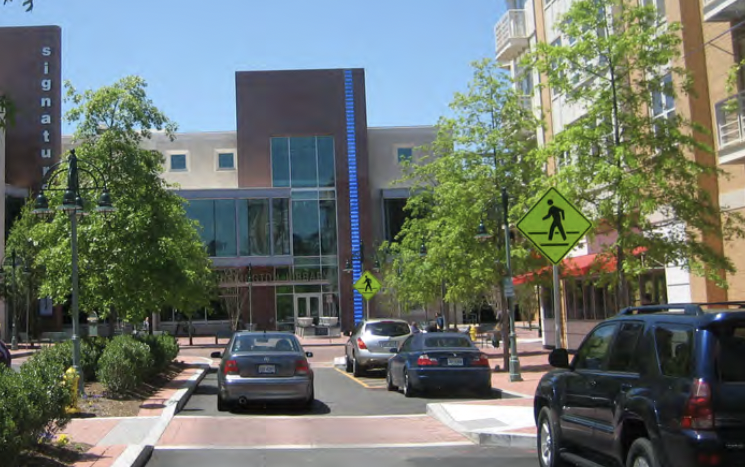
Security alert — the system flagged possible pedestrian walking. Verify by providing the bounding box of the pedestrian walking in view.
[410,321,421,333]
[436,312,444,331]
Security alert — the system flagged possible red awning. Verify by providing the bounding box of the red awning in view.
[512,247,648,286]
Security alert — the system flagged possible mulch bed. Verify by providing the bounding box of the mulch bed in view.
[19,442,93,467]
[73,361,185,418]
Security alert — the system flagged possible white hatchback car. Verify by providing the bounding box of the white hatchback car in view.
[344,319,412,376]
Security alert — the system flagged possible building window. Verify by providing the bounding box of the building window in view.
[272,198,291,255]
[170,154,187,171]
[641,0,665,19]
[652,73,675,120]
[183,199,237,257]
[397,147,413,164]
[238,199,270,256]
[270,136,336,188]
[384,198,408,242]
[218,153,235,170]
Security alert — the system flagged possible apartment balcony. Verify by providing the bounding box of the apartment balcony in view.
[714,91,745,164]
[494,9,530,64]
[703,0,745,22]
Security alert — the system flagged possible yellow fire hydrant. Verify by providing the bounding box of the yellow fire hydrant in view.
[469,326,477,342]
[63,367,80,414]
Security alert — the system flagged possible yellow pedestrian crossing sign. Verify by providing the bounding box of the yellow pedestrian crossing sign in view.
[516,187,592,265]
[354,271,382,301]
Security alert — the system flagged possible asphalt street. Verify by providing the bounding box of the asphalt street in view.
[147,445,539,467]
[179,366,498,417]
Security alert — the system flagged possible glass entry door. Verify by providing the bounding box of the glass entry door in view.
[295,293,322,320]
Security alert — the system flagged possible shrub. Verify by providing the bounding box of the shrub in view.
[135,333,179,375]
[1,349,72,464]
[81,336,108,381]
[97,335,153,395]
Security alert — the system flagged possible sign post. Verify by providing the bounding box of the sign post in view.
[517,187,591,349]
[354,271,382,320]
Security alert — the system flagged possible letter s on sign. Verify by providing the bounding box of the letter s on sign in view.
[41,46,52,56]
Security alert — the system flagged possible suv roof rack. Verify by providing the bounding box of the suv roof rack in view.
[618,301,745,317]
[618,304,704,316]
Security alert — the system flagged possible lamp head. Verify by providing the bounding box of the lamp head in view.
[343,258,352,273]
[32,191,51,217]
[61,189,78,213]
[419,241,427,258]
[96,189,116,215]
[475,220,493,242]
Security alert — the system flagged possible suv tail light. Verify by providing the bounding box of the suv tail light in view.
[295,359,310,376]
[417,354,439,366]
[357,338,368,350]
[681,378,714,430]
[472,354,490,367]
[224,360,239,375]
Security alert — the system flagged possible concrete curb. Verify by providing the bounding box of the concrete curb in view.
[426,402,537,448]
[113,364,209,467]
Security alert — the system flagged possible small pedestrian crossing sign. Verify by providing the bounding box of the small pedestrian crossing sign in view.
[516,187,592,265]
[354,271,382,301]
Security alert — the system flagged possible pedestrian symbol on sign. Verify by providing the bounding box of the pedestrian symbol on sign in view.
[364,276,373,292]
[542,199,566,242]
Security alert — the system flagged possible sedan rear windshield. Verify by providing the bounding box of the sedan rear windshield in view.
[425,336,473,348]
[365,322,410,337]
[713,323,745,382]
[232,336,300,353]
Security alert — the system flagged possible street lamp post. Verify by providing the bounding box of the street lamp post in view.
[247,264,253,330]
[32,149,115,395]
[475,187,522,382]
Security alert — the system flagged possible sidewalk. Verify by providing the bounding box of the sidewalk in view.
[427,323,549,447]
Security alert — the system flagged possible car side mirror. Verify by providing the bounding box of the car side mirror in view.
[548,348,569,369]
[210,351,222,359]
[389,347,398,353]
[305,351,314,358]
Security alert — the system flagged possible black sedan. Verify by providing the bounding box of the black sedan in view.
[386,332,492,397]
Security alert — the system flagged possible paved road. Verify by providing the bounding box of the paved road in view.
[179,366,498,417]
[148,445,539,467]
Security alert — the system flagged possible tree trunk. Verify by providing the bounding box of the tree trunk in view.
[188,316,194,346]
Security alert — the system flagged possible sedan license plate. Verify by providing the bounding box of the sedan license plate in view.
[447,358,464,366]
[381,341,398,348]
[258,364,276,374]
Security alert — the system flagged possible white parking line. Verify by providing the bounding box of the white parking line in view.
[156,441,474,450]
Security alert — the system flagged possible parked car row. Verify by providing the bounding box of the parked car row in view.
[345,319,492,397]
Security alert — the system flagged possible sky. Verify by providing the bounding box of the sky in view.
[0,0,505,135]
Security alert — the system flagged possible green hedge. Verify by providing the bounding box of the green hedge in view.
[97,335,153,395]
[135,333,180,376]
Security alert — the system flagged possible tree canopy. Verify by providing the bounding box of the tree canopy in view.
[380,59,545,317]
[9,76,215,324]
[526,0,745,305]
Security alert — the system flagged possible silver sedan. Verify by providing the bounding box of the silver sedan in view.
[211,332,314,411]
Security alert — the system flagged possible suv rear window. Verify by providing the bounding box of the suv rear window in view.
[365,322,410,337]
[654,325,693,378]
[713,323,745,382]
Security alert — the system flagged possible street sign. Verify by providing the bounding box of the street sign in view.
[503,277,515,298]
[516,187,592,265]
[353,271,382,301]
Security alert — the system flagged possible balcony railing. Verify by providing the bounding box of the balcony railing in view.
[703,0,745,22]
[494,9,529,63]
[715,91,745,154]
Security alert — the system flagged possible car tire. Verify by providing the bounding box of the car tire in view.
[479,384,493,398]
[537,407,566,467]
[304,385,315,408]
[626,438,659,467]
[217,394,230,413]
[352,356,364,377]
[345,354,353,373]
[386,368,398,391]
[402,369,416,398]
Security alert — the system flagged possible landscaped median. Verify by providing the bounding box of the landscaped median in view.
[0,333,182,466]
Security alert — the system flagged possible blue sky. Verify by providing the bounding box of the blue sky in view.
[1,0,504,134]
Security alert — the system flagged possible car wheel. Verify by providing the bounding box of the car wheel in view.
[304,385,315,408]
[217,394,230,413]
[537,407,566,467]
[402,369,416,398]
[626,438,659,467]
[345,354,353,373]
[479,384,493,398]
[386,368,398,391]
[352,355,364,377]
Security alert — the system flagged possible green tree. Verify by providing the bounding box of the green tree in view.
[527,0,745,306]
[11,76,215,325]
[381,59,545,332]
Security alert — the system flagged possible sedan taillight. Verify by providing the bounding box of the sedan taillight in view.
[224,359,239,375]
[357,338,368,350]
[295,359,310,376]
[472,354,490,367]
[417,354,439,366]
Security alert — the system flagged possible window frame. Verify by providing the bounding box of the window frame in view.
[572,322,619,371]
[216,150,237,171]
[168,152,188,172]
[396,146,414,164]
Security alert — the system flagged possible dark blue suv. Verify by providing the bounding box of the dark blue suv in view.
[534,303,745,467]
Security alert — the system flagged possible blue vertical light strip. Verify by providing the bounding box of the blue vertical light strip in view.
[344,69,364,324]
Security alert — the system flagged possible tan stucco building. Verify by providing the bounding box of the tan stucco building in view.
[496,0,745,348]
